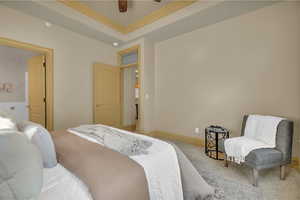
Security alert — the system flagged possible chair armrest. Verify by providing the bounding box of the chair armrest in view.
[276,120,293,164]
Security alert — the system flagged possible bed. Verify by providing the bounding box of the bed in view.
[0,114,214,200]
[51,125,183,200]
[49,124,214,200]
[39,164,92,200]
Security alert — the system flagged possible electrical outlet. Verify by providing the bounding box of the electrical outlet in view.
[145,94,150,100]
[195,128,200,134]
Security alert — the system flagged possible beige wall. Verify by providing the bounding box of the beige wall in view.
[0,5,117,130]
[155,2,300,157]
[143,38,156,132]
[0,46,38,102]
[0,46,26,102]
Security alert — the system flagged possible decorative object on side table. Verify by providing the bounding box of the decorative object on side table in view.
[205,125,229,160]
[0,83,13,93]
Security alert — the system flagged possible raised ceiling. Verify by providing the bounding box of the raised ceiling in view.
[80,0,172,26]
[0,0,278,46]
[58,0,196,34]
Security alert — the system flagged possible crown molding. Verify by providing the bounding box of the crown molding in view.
[58,0,197,34]
[57,0,126,33]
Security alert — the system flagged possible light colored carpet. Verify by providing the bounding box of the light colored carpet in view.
[175,142,300,200]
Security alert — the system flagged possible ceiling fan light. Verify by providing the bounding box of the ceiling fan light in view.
[118,0,127,12]
[45,21,52,27]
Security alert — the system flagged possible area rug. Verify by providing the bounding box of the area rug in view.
[174,142,265,200]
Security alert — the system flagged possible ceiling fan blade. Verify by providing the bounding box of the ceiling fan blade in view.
[154,0,162,2]
[118,0,127,12]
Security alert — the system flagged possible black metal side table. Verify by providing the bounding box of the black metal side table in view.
[205,126,229,160]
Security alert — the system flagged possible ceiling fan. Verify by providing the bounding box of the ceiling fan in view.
[118,0,161,13]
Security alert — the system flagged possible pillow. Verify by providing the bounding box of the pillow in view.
[18,121,57,168]
[0,131,43,200]
[0,111,18,134]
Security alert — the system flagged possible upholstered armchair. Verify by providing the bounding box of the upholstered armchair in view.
[220,115,293,186]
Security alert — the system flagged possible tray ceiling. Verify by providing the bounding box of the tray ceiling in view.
[0,0,277,45]
[80,0,172,26]
[58,0,196,34]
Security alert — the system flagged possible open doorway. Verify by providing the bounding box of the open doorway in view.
[121,66,139,132]
[93,45,141,132]
[118,45,141,132]
[0,37,54,130]
[0,45,46,126]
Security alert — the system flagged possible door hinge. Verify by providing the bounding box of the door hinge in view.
[43,56,46,68]
[43,97,46,103]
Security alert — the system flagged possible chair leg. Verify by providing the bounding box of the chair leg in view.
[252,168,259,187]
[224,154,228,167]
[280,165,285,180]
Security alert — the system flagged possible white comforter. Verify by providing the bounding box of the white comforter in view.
[68,125,184,200]
[39,164,92,200]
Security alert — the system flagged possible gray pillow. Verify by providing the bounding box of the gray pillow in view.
[0,132,43,200]
[18,121,57,168]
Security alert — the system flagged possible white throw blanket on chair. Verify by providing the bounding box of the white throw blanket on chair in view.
[224,115,284,164]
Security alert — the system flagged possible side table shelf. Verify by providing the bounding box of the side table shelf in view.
[205,126,229,160]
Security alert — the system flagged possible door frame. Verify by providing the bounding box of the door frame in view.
[117,45,142,131]
[0,37,54,130]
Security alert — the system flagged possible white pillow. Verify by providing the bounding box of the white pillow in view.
[0,131,43,200]
[0,112,18,134]
[18,121,58,168]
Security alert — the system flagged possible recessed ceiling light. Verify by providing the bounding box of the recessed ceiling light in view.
[45,22,52,27]
[112,42,119,47]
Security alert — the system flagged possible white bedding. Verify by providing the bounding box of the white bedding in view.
[39,164,92,200]
[68,125,184,200]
